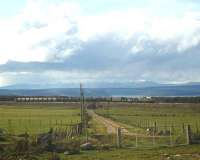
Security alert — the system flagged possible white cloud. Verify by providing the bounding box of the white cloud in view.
[0,0,81,64]
[1,0,200,85]
[0,0,200,64]
[0,76,8,87]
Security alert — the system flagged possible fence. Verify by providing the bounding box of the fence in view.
[115,124,200,148]
[1,119,200,149]
[0,119,81,135]
[86,123,200,149]
[52,122,83,141]
[35,122,83,146]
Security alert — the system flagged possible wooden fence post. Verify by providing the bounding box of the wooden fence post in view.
[135,134,138,148]
[186,125,192,145]
[152,128,155,146]
[39,120,42,133]
[164,123,167,133]
[196,122,199,133]
[182,123,185,134]
[154,122,157,133]
[8,119,12,134]
[117,128,122,148]
[170,126,173,146]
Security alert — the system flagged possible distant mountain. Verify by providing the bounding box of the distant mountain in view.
[0,84,45,90]
[0,81,164,90]
[0,84,200,97]
[184,82,200,86]
[0,83,77,89]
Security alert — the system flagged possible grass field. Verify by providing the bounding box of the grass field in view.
[96,103,200,132]
[95,103,200,147]
[0,103,81,134]
[40,145,200,160]
[0,103,200,160]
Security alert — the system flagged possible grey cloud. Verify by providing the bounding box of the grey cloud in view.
[1,33,200,83]
[20,21,48,33]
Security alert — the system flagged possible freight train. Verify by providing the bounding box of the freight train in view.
[1,96,200,103]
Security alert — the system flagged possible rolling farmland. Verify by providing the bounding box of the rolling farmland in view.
[96,103,200,131]
[0,104,81,134]
[0,102,200,160]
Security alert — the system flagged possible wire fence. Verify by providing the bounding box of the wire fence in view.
[0,119,200,149]
[87,124,200,148]
[120,125,188,148]
[0,119,81,135]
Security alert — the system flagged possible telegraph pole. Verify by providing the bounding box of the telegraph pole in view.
[80,83,88,142]
[80,83,84,125]
[107,101,110,118]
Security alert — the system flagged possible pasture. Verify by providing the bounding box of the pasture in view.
[40,144,200,160]
[95,103,200,147]
[96,103,200,132]
[0,103,81,134]
[0,102,200,160]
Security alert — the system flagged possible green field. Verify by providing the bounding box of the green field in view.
[95,103,200,147]
[96,103,200,132]
[0,103,81,134]
[0,103,200,160]
[41,145,200,160]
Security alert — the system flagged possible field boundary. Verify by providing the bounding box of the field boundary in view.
[89,110,199,148]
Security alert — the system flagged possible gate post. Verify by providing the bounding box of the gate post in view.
[135,133,138,148]
[117,128,122,148]
[186,125,192,145]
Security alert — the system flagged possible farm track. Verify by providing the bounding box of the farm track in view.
[88,110,167,138]
[88,110,130,134]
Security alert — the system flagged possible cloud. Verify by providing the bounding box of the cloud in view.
[1,0,200,85]
[0,0,81,64]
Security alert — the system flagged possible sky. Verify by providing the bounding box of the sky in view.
[0,0,200,87]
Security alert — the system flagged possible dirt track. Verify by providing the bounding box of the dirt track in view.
[88,110,166,138]
[88,110,131,135]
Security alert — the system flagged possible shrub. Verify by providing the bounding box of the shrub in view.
[48,153,61,160]
[55,139,81,154]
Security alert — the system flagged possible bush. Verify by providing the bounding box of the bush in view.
[96,144,111,151]
[0,128,7,142]
[0,145,4,152]
[55,139,80,154]
[48,153,61,160]
[14,138,29,153]
[0,128,6,135]
[0,136,6,142]
[192,133,200,144]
